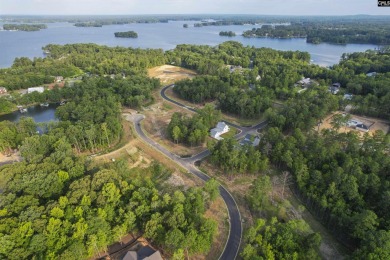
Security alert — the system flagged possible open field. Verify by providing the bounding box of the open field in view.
[147,65,197,84]
[318,111,390,136]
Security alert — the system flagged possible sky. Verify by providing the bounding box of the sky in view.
[0,0,389,15]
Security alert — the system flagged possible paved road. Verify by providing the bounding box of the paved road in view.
[161,84,268,142]
[133,115,241,260]
[133,85,269,259]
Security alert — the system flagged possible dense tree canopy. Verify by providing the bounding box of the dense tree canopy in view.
[242,218,321,260]
[167,104,221,146]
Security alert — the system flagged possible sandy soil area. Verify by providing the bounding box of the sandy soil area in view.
[147,65,197,84]
[317,111,390,136]
[0,152,21,166]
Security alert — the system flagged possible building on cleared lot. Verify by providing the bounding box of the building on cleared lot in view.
[239,134,260,147]
[297,77,311,87]
[210,122,230,140]
[27,86,44,93]
[0,87,7,94]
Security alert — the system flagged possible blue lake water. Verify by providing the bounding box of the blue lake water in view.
[0,20,378,68]
[0,105,58,123]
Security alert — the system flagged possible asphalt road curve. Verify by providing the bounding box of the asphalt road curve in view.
[133,115,241,260]
[154,84,269,259]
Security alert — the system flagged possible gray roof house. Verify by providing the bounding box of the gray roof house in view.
[239,134,260,147]
[210,122,230,140]
[122,245,163,260]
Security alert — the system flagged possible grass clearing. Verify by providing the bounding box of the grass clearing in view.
[220,128,239,139]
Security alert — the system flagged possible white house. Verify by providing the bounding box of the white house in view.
[297,77,311,87]
[27,87,44,94]
[210,122,230,140]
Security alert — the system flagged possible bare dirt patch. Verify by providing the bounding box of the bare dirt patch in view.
[318,111,390,136]
[142,102,206,157]
[0,152,21,166]
[147,65,197,85]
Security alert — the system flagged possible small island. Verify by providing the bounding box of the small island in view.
[114,31,138,38]
[2,24,47,31]
[219,31,236,37]
[183,23,189,28]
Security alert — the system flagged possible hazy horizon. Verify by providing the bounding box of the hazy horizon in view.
[1,0,389,16]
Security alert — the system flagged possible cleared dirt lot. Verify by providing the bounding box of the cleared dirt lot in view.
[318,111,390,136]
[147,65,197,84]
[142,103,207,156]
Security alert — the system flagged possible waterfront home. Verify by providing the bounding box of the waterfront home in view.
[27,86,44,93]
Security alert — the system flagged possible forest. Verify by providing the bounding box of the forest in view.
[0,138,218,259]
[163,42,390,257]
[114,31,138,38]
[242,21,390,45]
[167,104,221,146]
[2,24,47,31]
[0,75,160,155]
[0,40,390,258]
[0,44,165,91]
[0,75,219,259]
[219,31,236,37]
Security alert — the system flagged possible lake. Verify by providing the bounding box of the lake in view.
[0,104,58,123]
[0,20,378,68]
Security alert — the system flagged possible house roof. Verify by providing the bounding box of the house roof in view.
[216,122,228,130]
[137,245,156,259]
[123,251,138,260]
[122,245,163,260]
[298,78,311,85]
[240,134,260,146]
